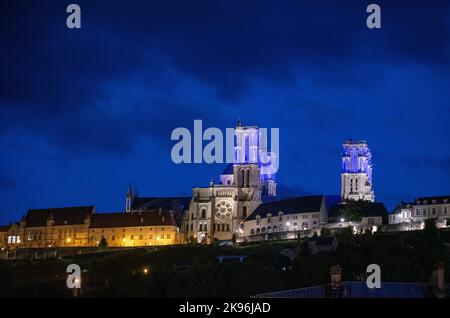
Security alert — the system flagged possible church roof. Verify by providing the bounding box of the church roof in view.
[246,195,324,220]
[415,195,450,205]
[24,206,95,227]
[0,225,10,232]
[131,197,190,211]
[91,211,176,228]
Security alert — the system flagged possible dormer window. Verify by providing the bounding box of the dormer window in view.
[432,200,436,204]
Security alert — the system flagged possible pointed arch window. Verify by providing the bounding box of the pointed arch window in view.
[201,208,206,219]
[246,169,250,187]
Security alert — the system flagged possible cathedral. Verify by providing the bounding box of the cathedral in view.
[183,120,278,244]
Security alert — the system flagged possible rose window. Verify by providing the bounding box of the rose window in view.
[214,201,233,220]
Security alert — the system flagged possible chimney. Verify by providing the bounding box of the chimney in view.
[159,208,162,216]
[431,262,446,298]
[330,265,342,289]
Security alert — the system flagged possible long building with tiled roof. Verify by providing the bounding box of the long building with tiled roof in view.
[1,206,180,250]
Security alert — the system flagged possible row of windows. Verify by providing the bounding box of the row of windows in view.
[197,223,231,232]
[415,207,448,216]
[89,234,171,241]
[258,214,319,225]
[250,222,314,235]
[7,235,21,244]
[91,227,166,233]
[390,212,412,220]
[416,199,449,205]
[197,207,247,219]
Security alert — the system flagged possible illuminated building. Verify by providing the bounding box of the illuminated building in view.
[0,206,180,252]
[242,195,327,242]
[341,139,375,202]
[389,195,450,227]
[183,120,278,244]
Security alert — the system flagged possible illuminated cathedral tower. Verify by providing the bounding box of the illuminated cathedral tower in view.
[341,139,374,202]
[233,120,277,196]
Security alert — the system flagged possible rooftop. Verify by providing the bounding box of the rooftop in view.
[91,210,177,228]
[24,206,95,227]
[246,195,324,220]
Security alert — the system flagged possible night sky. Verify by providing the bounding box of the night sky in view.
[0,0,449,224]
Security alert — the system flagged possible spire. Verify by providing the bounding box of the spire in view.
[127,183,133,198]
[237,118,242,127]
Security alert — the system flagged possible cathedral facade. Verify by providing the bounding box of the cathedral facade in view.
[183,121,278,244]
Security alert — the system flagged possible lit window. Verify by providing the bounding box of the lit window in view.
[167,234,170,239]
[161,234,165,239]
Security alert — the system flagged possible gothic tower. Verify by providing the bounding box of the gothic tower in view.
[341,139,374,202]
[125,184,134,212]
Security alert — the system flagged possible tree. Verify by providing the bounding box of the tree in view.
[339,200,370,222]
[423,218,439,238]
[98,237,108,251]
[336,226,354,243]
[320,227,331,236]
[188,236,197,244]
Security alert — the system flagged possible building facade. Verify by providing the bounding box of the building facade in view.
[89,210,179,247]
[389,196,450,226]
[0,206,180,252]
[242,195,327,242]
